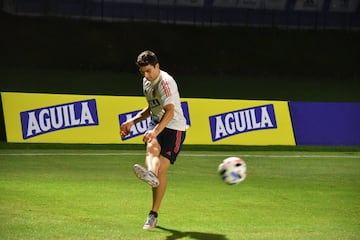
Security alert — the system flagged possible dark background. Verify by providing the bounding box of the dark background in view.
[1,6,359,142]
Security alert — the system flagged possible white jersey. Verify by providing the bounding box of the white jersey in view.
[143,70,186,131]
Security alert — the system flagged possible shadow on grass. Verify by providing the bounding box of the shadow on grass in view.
[157,226,229,240]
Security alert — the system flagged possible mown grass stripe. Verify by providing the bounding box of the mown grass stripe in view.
[0,152,359,158]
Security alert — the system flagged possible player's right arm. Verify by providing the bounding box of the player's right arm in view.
[120,106,151,137]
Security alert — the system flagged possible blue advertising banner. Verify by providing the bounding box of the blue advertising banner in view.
[20,99,99,140]
[289,102,360,146]
[208,104,277,142]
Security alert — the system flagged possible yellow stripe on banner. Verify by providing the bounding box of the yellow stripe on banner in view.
[1,92,295,145]
[182,98,295,145]
[1,92,145,143]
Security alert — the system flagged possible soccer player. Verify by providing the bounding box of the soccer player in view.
[120,50,186,229]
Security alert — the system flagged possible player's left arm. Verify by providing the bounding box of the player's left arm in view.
[143,103,174,143]
[154,103,174,134]
[152,78,175,135]
[143,78,175,143]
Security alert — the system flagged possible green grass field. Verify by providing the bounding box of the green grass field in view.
[0,147,359,240]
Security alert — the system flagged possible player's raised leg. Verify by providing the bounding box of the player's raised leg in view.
[133,139,161,188]
[145,140,161,176]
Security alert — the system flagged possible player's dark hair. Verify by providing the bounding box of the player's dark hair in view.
[136,50,159,67]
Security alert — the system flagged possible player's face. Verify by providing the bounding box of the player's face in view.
[139,63,160,81]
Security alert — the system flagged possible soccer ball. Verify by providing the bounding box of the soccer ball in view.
[218,157,247,185]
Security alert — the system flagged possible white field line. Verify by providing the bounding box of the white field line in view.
[0,152,359,158]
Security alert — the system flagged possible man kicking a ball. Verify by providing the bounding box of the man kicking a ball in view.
[120,50,186,229]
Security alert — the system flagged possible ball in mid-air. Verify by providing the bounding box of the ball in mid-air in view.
[218,157,247,185]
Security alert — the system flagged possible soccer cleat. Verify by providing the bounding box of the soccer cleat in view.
[143,214,158,229]
[133,164,159,188]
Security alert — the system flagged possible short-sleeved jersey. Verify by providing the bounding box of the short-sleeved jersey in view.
[143,70,186,131]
